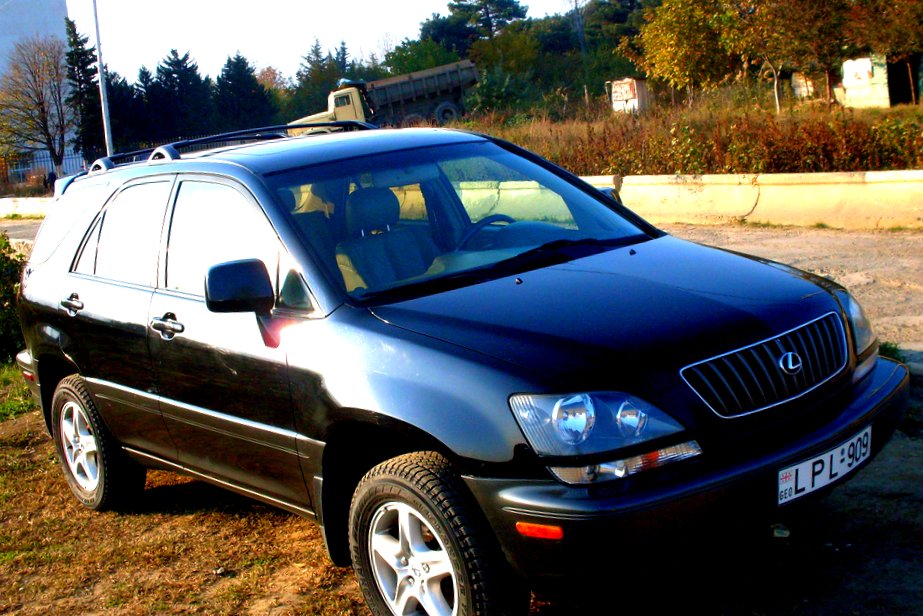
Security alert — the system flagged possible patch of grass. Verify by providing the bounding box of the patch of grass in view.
[1,213,44,220]
[812,222,834,229]
[0,362,35,421]
[737,219,792,229]
[879,341,905,362]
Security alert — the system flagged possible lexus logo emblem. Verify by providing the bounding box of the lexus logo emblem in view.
[778,352,803,375]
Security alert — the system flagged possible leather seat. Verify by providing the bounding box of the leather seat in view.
[336,187,438,292]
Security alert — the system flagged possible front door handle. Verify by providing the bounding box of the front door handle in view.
[150,313,185,340]
[60,293,84,316]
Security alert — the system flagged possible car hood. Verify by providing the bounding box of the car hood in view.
[370,236,842,398]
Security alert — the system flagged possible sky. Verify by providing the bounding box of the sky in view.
[64,0,575,83]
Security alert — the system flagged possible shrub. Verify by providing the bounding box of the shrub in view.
[0,233,25,363]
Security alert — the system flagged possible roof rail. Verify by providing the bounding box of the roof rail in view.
[149,120,377,162]
[88,146,157,174]
[85,121,377,174]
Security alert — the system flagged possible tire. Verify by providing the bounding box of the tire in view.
[434,102,461,125]
[349,451,528,616]
[50,375,146,511]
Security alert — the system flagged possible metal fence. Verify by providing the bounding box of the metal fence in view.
[1,149,87,184]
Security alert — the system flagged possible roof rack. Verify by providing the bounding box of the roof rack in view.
[87,120,377,173]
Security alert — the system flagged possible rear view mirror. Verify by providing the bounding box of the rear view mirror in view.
[205,259,274,315]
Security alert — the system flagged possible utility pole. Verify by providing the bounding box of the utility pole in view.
[572,0,590,110]
[92,0,114,156]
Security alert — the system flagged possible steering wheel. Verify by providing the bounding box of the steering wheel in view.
[456,214,516,250]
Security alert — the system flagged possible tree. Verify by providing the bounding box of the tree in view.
[447,0,528,39]
[104,69,145,151]
[64,18,104,162]
[468,27,539,74]
[145,50,215,142]
[286,40,342,120]
[421,12,479,56]
[384,39,460,74]
[0,35,73,174]
[624,0,732,97]
[794,0,851,104]
[850,0,923,105]
[719,0,803,114]
[213,53,277,131]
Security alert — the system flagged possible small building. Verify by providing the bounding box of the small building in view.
[791,72,816,99]
[839,56,891,108]
[606,78,651,113]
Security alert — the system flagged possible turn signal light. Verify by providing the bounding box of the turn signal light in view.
[515,521,564,540]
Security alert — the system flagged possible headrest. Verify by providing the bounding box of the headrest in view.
[345,188,400,237]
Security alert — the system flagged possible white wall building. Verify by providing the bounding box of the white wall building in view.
[0,0,68,74]
[0,0,77,182]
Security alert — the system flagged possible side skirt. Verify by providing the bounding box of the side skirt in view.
[123,446,318,521]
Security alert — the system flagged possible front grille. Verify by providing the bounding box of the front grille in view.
[681,312,848,418]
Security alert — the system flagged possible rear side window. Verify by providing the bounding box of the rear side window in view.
[74,180,171,286]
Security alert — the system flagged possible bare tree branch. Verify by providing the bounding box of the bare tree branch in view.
[0,35,75,171]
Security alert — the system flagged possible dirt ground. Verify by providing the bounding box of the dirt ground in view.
[0,222,921,615]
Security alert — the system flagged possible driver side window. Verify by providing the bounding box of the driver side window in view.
[166,180,310,309]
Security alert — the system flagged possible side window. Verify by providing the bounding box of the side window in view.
[78,181,171,286]
[334,94,351,108]
[165,181,282,298]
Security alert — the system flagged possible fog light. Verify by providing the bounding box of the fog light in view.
[549,440,702,485]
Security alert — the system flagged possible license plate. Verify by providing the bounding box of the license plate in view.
[777,426,872,505]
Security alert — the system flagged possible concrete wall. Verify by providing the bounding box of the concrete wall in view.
[582,170,923,230]
[4,170,923,230]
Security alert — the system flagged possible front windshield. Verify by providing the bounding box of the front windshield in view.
[266,141,648,302]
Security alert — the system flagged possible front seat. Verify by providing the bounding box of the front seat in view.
[336,187,437,292]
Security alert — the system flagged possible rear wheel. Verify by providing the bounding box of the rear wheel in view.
[51,375,146,510]
[349,451,528,615]
[434,102,461,125]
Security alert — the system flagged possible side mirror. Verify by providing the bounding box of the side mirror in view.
[597,186,624,206]
[205,259,274,315]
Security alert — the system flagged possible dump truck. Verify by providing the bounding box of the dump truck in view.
[291,60,479,127]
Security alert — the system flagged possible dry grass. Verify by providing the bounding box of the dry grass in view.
[461,105,923,176]
[0,411,364,615]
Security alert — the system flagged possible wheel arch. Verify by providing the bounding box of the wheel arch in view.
[36,353,80,433]
[316,414,463,566]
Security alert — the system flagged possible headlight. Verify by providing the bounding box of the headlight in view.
[844,293,876,356]
[509,392,685,457]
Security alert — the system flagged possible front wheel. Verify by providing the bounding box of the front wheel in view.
[349,452,527,615]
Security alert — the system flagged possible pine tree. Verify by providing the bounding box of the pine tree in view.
[447,0,528,39]
[64,18,104,161]
[147,50,215,142]
[214,53,277,131]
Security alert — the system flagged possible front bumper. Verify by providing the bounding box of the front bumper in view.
[464,358,910,583]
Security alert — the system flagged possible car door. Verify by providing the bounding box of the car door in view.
[148,176,309,507]
[59,177,176,459]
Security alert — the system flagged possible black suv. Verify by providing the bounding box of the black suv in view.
[17,123,909,615]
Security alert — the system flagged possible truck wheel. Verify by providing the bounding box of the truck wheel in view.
[349,452,527,615]
[50,375,146,511]
[434,102,461,125]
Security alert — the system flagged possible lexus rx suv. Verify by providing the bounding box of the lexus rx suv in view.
[17,123,909,615]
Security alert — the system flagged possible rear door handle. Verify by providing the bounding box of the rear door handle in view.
[150,313,185,340]
[60,294,84,316]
